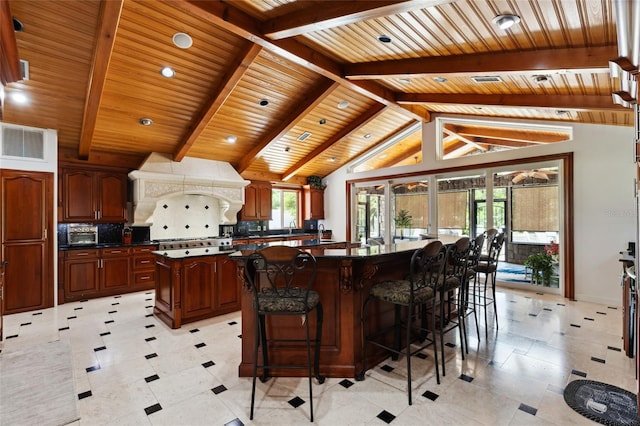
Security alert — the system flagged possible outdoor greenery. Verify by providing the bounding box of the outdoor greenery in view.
[524,252,554,286]
[306,175,326,190]
[394,209,412,239]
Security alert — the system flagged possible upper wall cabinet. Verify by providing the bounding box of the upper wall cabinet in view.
[60,166,127,223]
[239,181,272,221]
[303,185,324,220]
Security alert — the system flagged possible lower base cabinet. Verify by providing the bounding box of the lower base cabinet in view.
[154,253,240,328]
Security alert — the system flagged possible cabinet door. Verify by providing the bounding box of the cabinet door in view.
[0,260,6,341]
[304,187,324,219]
[65,257,100,298]
[101,257,131,291]
[181,257,216,320]
[97,172,127,222]
[240,184,259,221]
[216,255,240,310]
[62,169,96,222]
[258,184,273,220]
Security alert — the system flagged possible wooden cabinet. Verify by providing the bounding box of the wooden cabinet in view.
[61,245,155,302]
[303,185,324,219]
[60,167,127,223]
[154,253,240,328]
[0,260,6,341]
[132,245,156,290]
[239,181,272,221]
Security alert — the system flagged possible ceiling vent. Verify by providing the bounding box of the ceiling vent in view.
[471,76,503,83]
[19,60,29,80]
[297,131,312,142]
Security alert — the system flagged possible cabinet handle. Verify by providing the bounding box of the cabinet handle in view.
[111,250,122,254]
[76,253,89,256]
[140,260,151,264]
[140,276,150,280]
[98,210,102,220]
[94,211,98,220]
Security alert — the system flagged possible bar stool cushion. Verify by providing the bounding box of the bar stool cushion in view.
[474,262,497,274]
[256,288,320,312]
[370,279,434,305]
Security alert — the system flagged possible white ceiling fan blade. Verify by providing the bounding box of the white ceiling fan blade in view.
[512,174,525,183]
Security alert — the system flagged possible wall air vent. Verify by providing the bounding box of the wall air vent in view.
[471,76,503,83]
[20,59,29,80]
[297,131,312,141]
[1,125,45,159]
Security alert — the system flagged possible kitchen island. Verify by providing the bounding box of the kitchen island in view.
[231,237,457,379]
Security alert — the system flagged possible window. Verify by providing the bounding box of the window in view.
[511,186,559,243]
[392,181,428,239]
[269,188,300,229]
[437,191,469,235]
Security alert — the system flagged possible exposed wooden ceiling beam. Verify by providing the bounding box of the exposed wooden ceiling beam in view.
[473,137,540,148]
[78,0,123,160]
[0,0,21,86]
[397,93,625,111]
[178,0,427,122]
[262,0,454,40]
[377,145,422,169]
[236,80,341,174]
[443,128,486,151]
[173,42,262,161]
[282,103,387,181]
[443,143,478,159]
[345,46,616,79]
[446,123,570,143]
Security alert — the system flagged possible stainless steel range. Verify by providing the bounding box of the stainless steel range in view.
[156,237,233,250]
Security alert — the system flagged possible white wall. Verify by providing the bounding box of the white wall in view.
[323,116,635,306]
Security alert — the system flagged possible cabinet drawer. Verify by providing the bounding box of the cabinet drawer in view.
[134,255,155,270]
[133,245,157,254]
[100,247,131,257]
[134,270,156,285]
[65,249,99,259]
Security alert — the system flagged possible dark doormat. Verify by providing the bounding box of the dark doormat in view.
[564,379,639,426]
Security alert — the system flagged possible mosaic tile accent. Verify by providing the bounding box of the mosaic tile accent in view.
[288,396,305,408]
[377,410,396,424]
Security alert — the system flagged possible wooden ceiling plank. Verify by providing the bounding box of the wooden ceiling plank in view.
[281,103,387,181]
[345,45,616,79]
[443,127,486,151]
[398,93,625,110]
[78,0,123,160]
[178,0,426,122]
[0,0,21,85]
[262,0,454,40]
[446,123,570,143]
[236,79,341,173]
[377,146,422,168]
[173,42,262,161]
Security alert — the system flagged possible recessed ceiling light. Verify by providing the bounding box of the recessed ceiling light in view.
[284,146,290,152]
[328,157,336,162]
[337,100,349,109]
[398,78,410,84]
[259,99,269,107]
[433,77,448,83]
[12,17,23,32]
[172,32,193,49]
[160,67,175,78]
[492,14,521,30]
[556,110,571,116]
[318,118,327,125]
[139,117,153,126]
[225,135,237,144]
[533,75,549,83]
[378,35,392,43]
[10,92,27,104]
[364,133,372,139]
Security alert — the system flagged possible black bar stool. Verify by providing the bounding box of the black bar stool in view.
[473,232,505,337]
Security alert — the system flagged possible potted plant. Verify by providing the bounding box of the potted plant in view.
[524,252,554,286]
[306,175,326,190]
[394,209,412,239]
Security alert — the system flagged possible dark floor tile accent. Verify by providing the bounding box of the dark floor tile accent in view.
[108,310,117,314]
[559,332,566,336]
[212,384,227,394]
[94,346,106,352]
[528,313,537,317]
[145,353,158,360]
[32,312,43,315]
[377,410,396,424]
[6,334,18,339]
[111,302,119,306]
[80,299,88,302]
[608,346,622,352]
[145,324,155,328]
[86,365,101,373]
[224,418,243,426]
[571,369,587,377]
[145,374,160,383]
[145,305,152,309]
[339,379,354,388]
[67,316,77,320]
[608,306,618,310]
[144,403,162,416]
[570,324,581,328]
[74,307,83,311]
[228,321,238,325]
[145,298,152,301]
[445,342,456,348]
[202,360,215,368]
[557,303,565,306]
[380,364,394,372]
[190,328,200,333]
[596,311,607,315]
[288,396,305,408]
[78,390,93,400]
[415,352,428,359]
[238,334,242,339]
[488,360,496,366]
[584,317,594,321]
[519,403,537,415]
[145,336,156,342]
[422,390,439,401]
[105,320,114,324]
[58,327,69,331]
[459,374,474,382]
[20,322,31,326]
[543,308,553,311]
[547,384,565,395]
[100,331,111,336]
[509,300,517,303]
[535,292,544,295]
[114,295,122,298]
[591,356,605,364]
[145,313,153,317]
[195,342,206,348]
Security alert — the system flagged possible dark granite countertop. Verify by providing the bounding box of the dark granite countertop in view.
[59,241,157,251]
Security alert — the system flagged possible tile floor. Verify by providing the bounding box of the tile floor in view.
[0,287,635,425]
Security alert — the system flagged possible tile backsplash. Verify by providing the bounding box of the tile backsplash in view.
[149,194,221,240]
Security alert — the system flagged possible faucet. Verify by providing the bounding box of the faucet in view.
[289,220,296,234]
[318,223,325,239]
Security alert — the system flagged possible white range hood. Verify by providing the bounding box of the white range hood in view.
[128,152,250,226]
